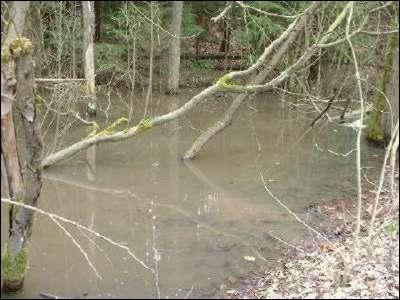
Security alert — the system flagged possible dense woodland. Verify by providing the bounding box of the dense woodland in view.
[1,1,399,299]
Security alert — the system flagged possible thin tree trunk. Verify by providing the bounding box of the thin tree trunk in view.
[72,2,77,78]
[383,36,399,139]
[166,1,183,94]
[143,1,154,117]
[82,1,97,116]
[94,1,102,42]
[57,2,63,78]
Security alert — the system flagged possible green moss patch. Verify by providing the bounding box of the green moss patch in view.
[1,246,28,282]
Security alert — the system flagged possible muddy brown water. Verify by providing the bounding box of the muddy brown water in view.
[1,89,383,298]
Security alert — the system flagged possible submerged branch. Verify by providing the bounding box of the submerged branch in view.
[1,197,155,274]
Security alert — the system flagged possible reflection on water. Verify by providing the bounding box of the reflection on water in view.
[1,89,383,298]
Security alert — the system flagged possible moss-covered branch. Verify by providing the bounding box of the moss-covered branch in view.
[1,37,32,63]
[216,74,246,91]
[86,117,128,138]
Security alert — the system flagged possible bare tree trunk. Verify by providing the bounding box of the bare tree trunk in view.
[183,3,318,160]
[72,1,77,78]
[94,1,102,42]
[1,1,26,232]
[1,1,44,293]
[56,2,63,78]
[4,50,43,294]
[1,1,30,293]
[1,73,24,235]
[82,1,97,116]
[166,1,183,95]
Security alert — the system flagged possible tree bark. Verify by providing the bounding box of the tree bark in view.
[3,51,43,294]
[367,31,398,144]
[10,47,43,255]
[1,2,26,231]
[82,1,97,116]
[1,0,30,251]
[383,38,399,139]
[166,1,183,94]
[1,70,24,235]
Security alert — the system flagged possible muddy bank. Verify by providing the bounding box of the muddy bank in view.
[220,167,399,299]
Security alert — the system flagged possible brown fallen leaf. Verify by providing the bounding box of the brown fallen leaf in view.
[319,243,334,252]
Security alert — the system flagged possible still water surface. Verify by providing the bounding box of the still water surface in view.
[1,90,383,298]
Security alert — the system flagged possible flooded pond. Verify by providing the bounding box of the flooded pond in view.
[1,89,383,298]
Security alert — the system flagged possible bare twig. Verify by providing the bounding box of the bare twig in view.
[50,215,102,279]
[184,285,194,299]
[39,292,69,299]
[0,197,155,274]
[360,29,399,35]
[367,121,399,250]
[260,175,335,248]
[310,94,335,127]
[236,1,302,19]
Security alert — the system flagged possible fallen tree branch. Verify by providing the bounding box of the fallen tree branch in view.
[0,197,155,274]
[50,215,102,279]
[310,94,335,127]
[183,2,318,160]
[260,175,335,248]
[41,85,218,167]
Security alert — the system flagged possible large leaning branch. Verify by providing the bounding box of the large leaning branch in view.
[41,2,352,168]
[183,2,320,160]
[184,2,365,159]
[41,85,218,167]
